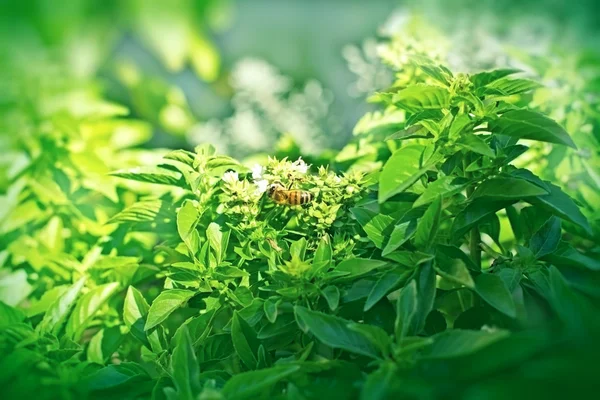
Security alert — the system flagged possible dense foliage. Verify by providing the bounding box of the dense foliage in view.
[2,5,600,400]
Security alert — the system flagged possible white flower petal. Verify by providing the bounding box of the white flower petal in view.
[292,157,308,174]
[222,171,239,184]
[251,164,264,180]
[254,179,269,194]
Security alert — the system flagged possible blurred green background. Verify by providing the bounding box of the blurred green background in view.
[1,0,599,158]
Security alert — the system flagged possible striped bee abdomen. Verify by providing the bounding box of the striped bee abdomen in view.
[288,190,312,205]
[300,191,312,205]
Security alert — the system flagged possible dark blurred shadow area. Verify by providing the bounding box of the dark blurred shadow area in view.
[0,0,598,158]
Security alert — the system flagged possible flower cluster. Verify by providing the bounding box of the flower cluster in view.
[216,156,365,252]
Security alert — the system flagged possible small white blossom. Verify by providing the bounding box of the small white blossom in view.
[222,171,239,184]
[251,164,263,180]
[254,179,269,195]
[291,157,309,174]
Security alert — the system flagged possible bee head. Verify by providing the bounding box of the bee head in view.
[268,181,284,196]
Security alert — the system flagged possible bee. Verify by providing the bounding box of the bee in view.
[267,180,312,206]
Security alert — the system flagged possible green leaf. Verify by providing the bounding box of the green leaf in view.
[321,286,340,311]
[449,114,472,139]
[435,253,475,288]
[489,110,576,148]
[83,363,149,392]
[0,301,25,326]
[351,208,395,248]
[548,266,597,332]
[414,196,442,249]
[472,177,549,200]
[231,312,260,369]
[294,306,380,358]
[311,234,332,277]
[379,144,429,203]
[382,220,416,256]
[123,286,151,347]
[335,258,388,278]
[198,334,234,364]
[263,298,280,323]
[108,200,166,224]
[544,243,600,271]
[66,282,120,340]
[474,273,516,318]
[484,78,542,96]
[470,68,522,88]
[360,362,398,400]
[392,84,450,113]
[413,176,467,208]
[527,181,592,235]
[145,289,195,331]
[177,200,200,254]
[171,326,201,400]
[348,323,391,357]
[0,269,32,307]
[87,326,123,365]
[412,262,437,334]
[365,269,412,312]
[452,199,515,237]
[457,134,495,157]
[213,266,249,279]
[395,280,418,340]
[221,365,300,400]
[206,155,247,175]
[207,222,229,263]
[420,329,510,359]
[110,166,183,185]
[164,150,196,167]
[529,216,561,258]
[37,277,86,335]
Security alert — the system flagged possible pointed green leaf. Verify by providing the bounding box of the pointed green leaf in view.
[527,181,592,235]
[379,144,428,203]
[145,289,195,331]
[529,216,561,258]
[420,329,510,359]
[110,166,183,185]
[489,110,576,148]
[37,277,86,336]
[335,258,388,279]
[475,273,516,318]
[472,177,549,200]
[294,306,379,358]
[321,286,340,311]
[414,196,442,249]
[171,326,201,400]
[395,280,418,340]
[392,84,450,113]
[231,312,260,369]
[365,269,412,312]
[222,365,300,400]
[66,282,120,341]
[382,220,417,256]
[457,134,495,157]
[351,208,395,248]
[177,200,200,254]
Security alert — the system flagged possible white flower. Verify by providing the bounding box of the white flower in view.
[251,164,263,180]
[254,179,269,195]
[291,157,308,174]
[222,171,239,184]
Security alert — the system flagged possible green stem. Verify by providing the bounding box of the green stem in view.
[464,156,482,269]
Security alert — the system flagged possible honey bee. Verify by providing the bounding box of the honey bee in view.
[267,180,312,206]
